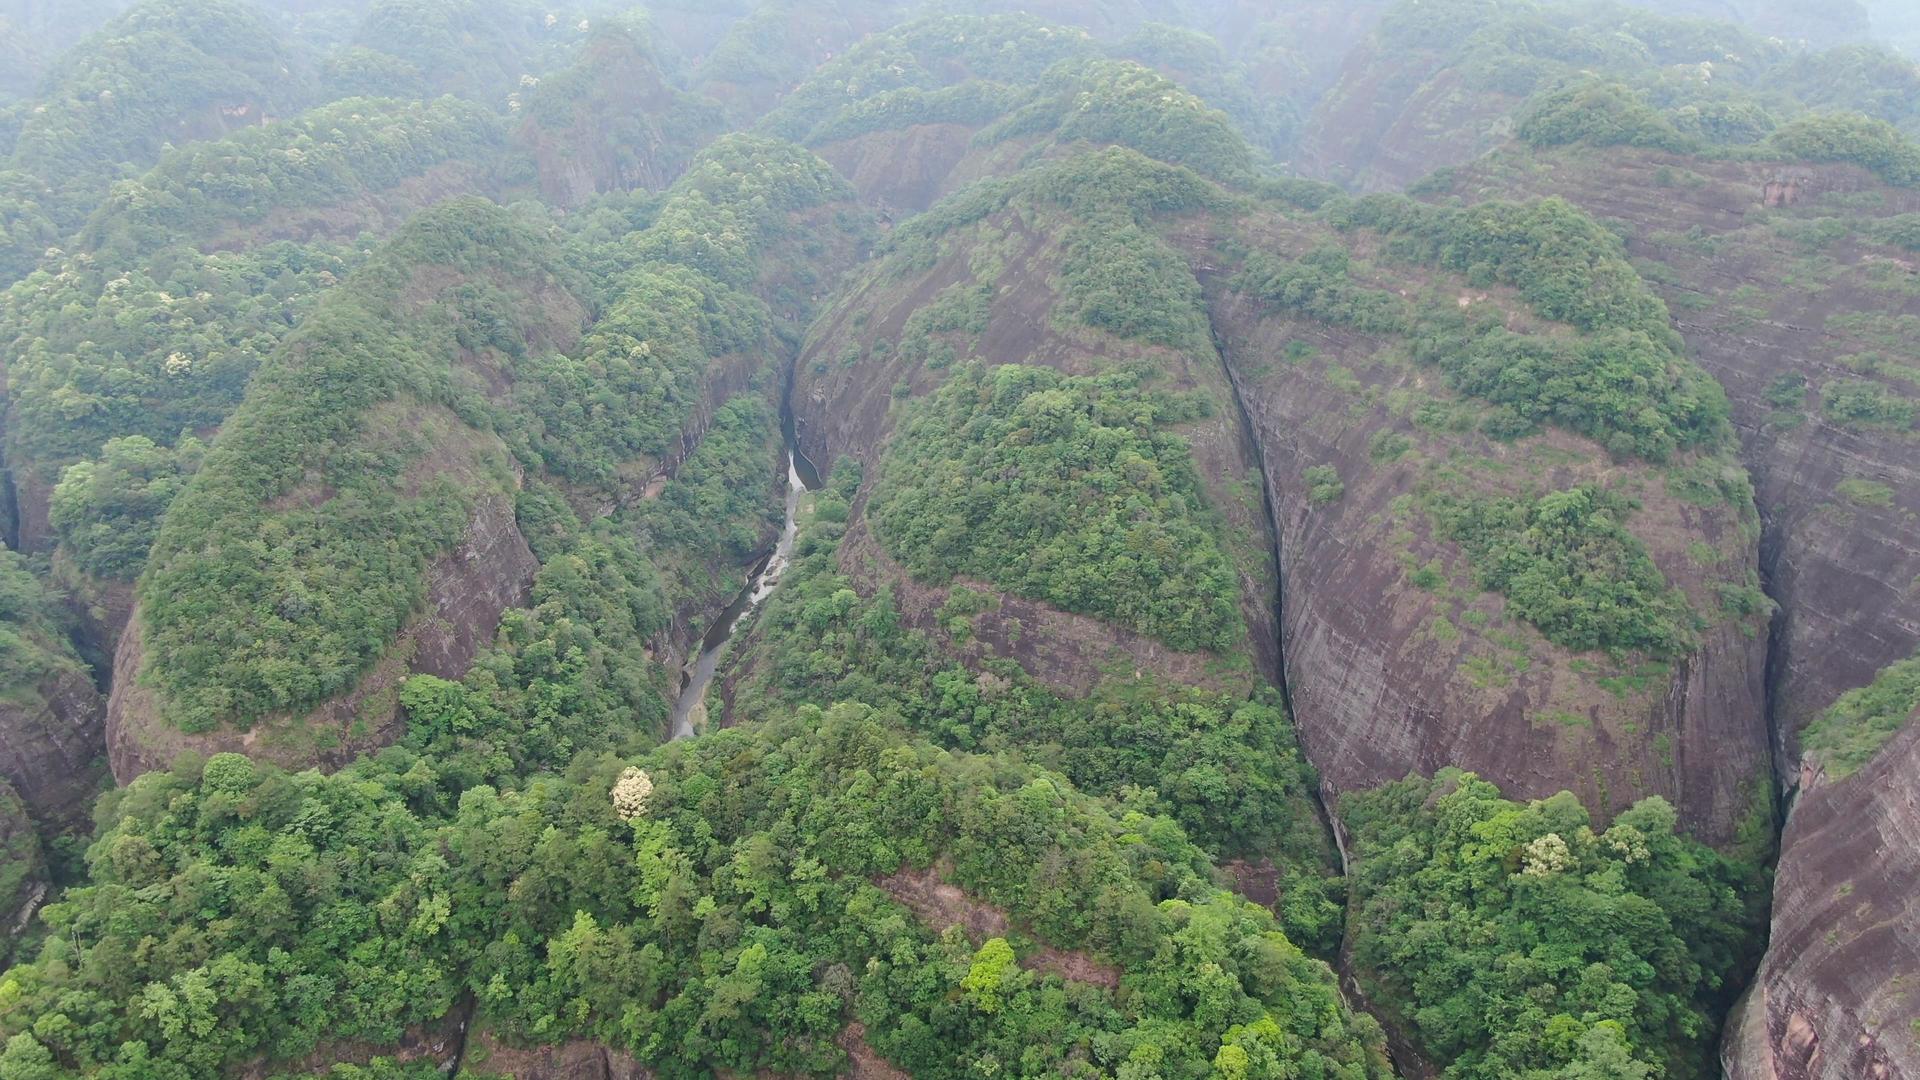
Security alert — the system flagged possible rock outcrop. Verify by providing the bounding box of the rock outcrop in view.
[232,1010,469,1080]
[106,493,536,782]
[1301,55,1516,192]
[0,667,107,832]
[1432,146,1920,1080]
[814,123,1009,215]
[1723,717,1920,1080]
[788,199,1284,694]
[1448,153,1920,769]
[0,779,46,965]
[460,1031,654,1080]
[1194,231,1771,845]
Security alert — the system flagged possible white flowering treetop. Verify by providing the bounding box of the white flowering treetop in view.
[612,767,654,821]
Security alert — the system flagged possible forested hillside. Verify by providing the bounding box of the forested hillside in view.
[0,1,1916,1078]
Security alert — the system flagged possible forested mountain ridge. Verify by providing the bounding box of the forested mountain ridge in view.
[0,1,1916,1078]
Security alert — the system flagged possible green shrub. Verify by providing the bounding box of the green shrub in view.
[977,59,1256,182]
[2,242,358,477]
[1518,80,1688,151]
[137,200,570,733]
[1426,485,1697,656]
[760,14,1097,143]
[1765,373,1809,410]
[1329,195,1730,460]
[0,703,1389,1079]
[78,96,505,261]
[1822,378,1917,429]
[49,436,204,582]
[1770,112,1920,186]
[1836,478,1896,507]
[1058,217,1209,349]
[1235,245,1413,336]
[1305,464,1345,504]
[1802,650,1920,779]
[0,545,86,693]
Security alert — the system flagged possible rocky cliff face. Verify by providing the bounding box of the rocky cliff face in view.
[231,1009,469,1080]
[0,779,46,966]
[1429,145,1920,1080]
[813,124,1022,216]
[106,491,536,782]
[1301,55,1515,191]
[52,554,135,675]
[787,161,1776,845]
[461,1031,655,1080]
[789,201,1284,693]
[0,667,107,832]
[1724,717,1920,1080]
[1449,152,1920,769]
[1186,213,1772,846]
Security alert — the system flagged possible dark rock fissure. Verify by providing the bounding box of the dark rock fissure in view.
[1198,274,1341,865]
[446,997,476,1078]
[1207,308,1430,1080]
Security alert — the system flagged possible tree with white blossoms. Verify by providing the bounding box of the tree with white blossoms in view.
[1520,831,1572,876]
[612,767,654,821]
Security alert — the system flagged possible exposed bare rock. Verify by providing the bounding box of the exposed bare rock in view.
[0,667,107,832]
[1191,229,1771,844]
[460,1030,654,1080]
[1723,718,1920,1080]
[0,779,46,965]
[876,863,1123,989]
[1447,152,1920,769]
[1302,54,1517,192]
[200,161,501,253]
[106,492,536,781]
[787,205,1283,692]
[234,1010,468,1080]
[53,551,136,672]
[835,1024,909,1080]
[831,513,1254,698]
[8,462,54,553]
[516,27,722,208]
[814,124,1031,215]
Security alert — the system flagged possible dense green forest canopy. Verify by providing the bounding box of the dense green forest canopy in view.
[1341,772,1761,1080]
[0,0,1916,1077]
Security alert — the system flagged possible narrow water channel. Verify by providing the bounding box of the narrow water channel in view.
[668,451,812,740]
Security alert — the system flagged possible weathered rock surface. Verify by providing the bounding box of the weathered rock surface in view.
[460,1031,654,1080]
[54,552,136,674]
[0,778,46,965]
[1450,152,1920,768]
[788,204,1283,693]
[1723,717,1920,1080]
[106,493,536,781]
[814,123,1006,215]
[233,1011,469,1080]
[0,667,107,832]
[1198,262,1771,844]
[1431,146,1920,1080]
[1301,53,1516,192]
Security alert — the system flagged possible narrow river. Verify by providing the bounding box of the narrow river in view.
[667,452,811,740]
